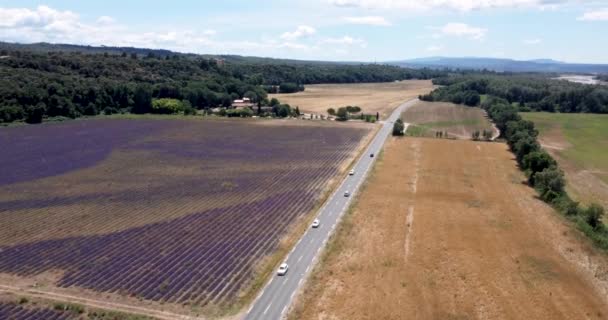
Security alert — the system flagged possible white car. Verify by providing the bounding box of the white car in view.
[349,169,355,176]
[277,263,288,276]
[344,191,350,197]
[312,219,320,228]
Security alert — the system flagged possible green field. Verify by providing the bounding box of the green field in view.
[522,113,608,180]
[522,112,608,208]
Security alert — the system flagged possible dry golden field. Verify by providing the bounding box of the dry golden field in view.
[290,138,608,320]
[402,101,496,139]
[269,80,434,120]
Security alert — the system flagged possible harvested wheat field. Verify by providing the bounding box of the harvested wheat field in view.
[402,101,496,139]
[291,137,608,320]
[269,80,433,120]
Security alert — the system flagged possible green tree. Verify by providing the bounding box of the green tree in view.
[327,108,336,116]
[0,106,24,123]
[513,135,539,164]
[83,103,98,116]
[25,103,46,124]
[534,167,565,202]
[336,107,348,121]
[132,84,152,114]
[270,98,280,107]
[523,151,557,185]
[392,119,405,136]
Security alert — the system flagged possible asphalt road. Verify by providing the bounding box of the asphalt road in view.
[244,99,418,320]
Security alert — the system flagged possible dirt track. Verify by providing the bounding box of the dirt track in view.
[291,138,608,320]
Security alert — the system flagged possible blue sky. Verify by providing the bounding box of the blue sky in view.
[0,0,607,63]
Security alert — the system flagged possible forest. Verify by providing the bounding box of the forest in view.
[421,74,608,113]
[0,44,444,124]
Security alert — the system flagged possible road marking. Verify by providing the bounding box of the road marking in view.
[263,302,273,315]
[310,238,314,244]
[306,265,310,273]
[282,277,288,285]
[281,306,287,317]
[297,255,303,263]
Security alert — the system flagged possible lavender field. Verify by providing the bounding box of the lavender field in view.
[0,118,370,310]
[0,302,76,320]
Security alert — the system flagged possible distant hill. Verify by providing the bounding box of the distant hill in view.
[0,41,356,66]
[391,57,608,74]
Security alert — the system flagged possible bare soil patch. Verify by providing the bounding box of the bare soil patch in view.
[269,80,434,120]
[402,101,496,139]
[291,138,608,320]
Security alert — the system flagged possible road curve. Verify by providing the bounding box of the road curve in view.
[244,99,418,320]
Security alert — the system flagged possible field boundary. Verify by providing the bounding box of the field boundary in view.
[0,285,195,320]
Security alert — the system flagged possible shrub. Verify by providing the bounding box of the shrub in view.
[523,151,556,185]
[151,98,186,114]
[336,107,348,121]
[584,204,605,230]
[392,119,405,136]
[183,105,197,116]
[471,130,480,140]
[0,105,25,123]
[534,167,565,202]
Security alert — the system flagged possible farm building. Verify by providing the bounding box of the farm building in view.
[232,97,255,109]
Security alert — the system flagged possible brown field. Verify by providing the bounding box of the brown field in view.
[291,137,608,320]
[402,101,496,139]
[269,80,434,120]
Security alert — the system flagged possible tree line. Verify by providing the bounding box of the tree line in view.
[421,74,608,113]
[422,77,607,249]
[0,47,445,124]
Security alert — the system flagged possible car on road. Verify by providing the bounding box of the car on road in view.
[344,191,350,197]
[312,219,320,228]
[277,263,288,276]
[370,153,374,158]
[349,169,355,176]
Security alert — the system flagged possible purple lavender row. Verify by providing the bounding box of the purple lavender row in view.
[0,302,76,320]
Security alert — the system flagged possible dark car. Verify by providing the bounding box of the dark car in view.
[370,153,374,158]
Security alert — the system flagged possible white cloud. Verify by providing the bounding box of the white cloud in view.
[437,23,487,40]
[328,0,570,12]
[321,36,367,47]
[343,16,391,26]
[577,8,608,21]
[96,16,115,25]
[0,5,79,28]
[524,38,542,45]
[0,5,224,53]
[279,42,310,50]
[280,25,316,40]
[427,45,444,52]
